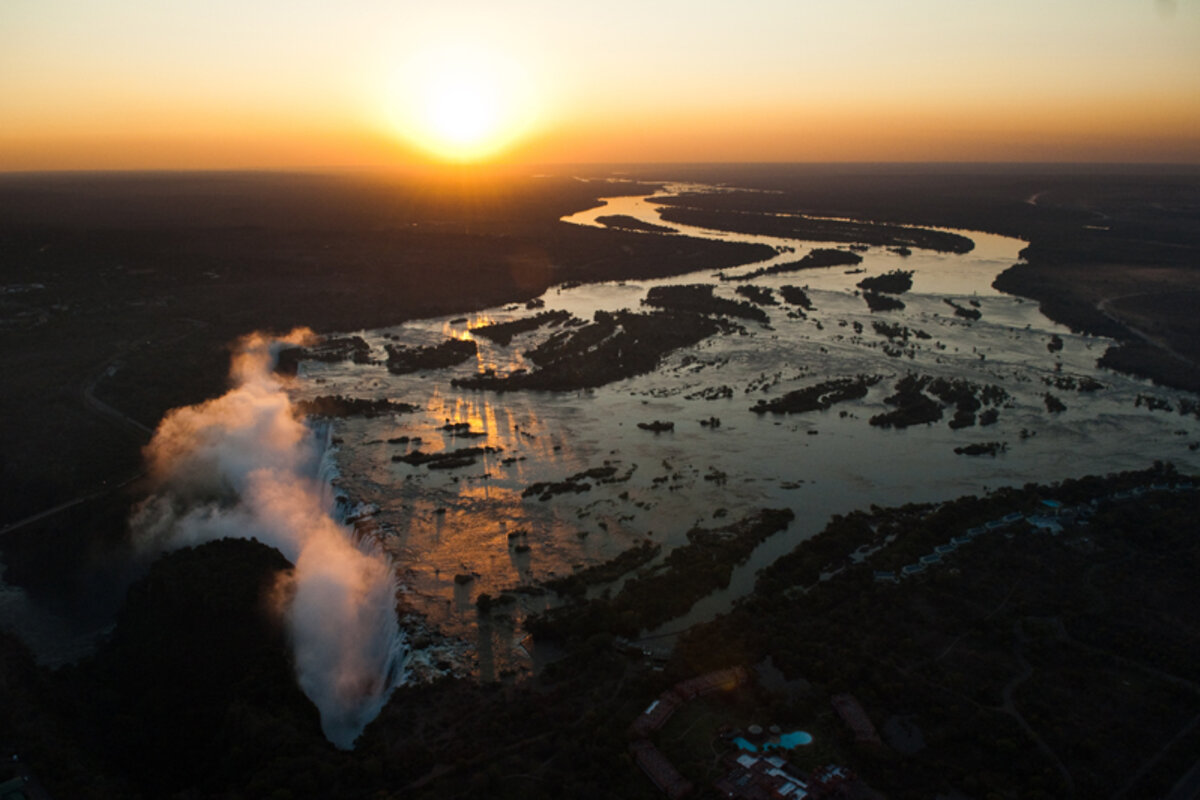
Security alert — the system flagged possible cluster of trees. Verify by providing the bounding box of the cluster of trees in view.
[295,395,419,418]
[779,285,814,310]
[751,375,882,415]
[643,283,770,324]
[671,465,1199,798]
[856,269,913,295]
[868,374,1008,430]
[453,309,725,392]
[540,541,662,599]
[470,309,575,346]
[527,509,794,641]
[275,336,372,375]
[862,291,906,312]
[384,338,477,374]
[871,320,931,343]
[734,284,778,306]
[942,298,982,320]
[655,198,975,254]
[724,248,864,282]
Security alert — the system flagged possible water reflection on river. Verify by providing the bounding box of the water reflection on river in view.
[292,183,1200,679]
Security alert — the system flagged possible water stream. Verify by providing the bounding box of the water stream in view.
[291,181,1200,677]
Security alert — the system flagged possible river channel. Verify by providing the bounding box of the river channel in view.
[290,182,1200,679]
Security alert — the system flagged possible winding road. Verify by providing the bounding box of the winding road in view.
[1097,292,1199,369]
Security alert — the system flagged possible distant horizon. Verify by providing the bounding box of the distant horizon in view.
[4,2,1198,170]
[4,160,1200,176]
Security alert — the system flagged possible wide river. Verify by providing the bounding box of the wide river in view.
[290,182,1200,680]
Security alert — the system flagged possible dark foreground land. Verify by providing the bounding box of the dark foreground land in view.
[3,468,1197,799]
[2,165,1200,798]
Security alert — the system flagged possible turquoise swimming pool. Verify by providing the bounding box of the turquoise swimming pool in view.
[733,730,813,751]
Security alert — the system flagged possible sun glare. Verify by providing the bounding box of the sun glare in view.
[392,43,538,163]
[427,74,501,146]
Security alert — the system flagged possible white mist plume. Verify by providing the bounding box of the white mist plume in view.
[130,329,406,749]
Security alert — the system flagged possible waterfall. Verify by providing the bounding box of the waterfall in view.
[129,329,408,748]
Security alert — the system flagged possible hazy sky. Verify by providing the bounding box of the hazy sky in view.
[2,0,1198,168]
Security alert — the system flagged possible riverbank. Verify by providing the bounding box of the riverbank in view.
[623,164,1200,393]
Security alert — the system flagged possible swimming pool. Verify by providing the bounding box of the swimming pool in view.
[733,730,813,751]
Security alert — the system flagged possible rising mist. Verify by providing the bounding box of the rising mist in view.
[129,330,406,748]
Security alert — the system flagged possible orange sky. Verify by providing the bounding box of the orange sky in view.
[2,1,1198,169]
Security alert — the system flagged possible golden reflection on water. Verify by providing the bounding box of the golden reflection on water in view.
[497,405,518,436]
[472,341,529,376]
[442,320,475,341]
[424,390,490,431]
[440,311,538,375]
[420,390,571,462]
[455,482,520,505]
[481,400,501,439]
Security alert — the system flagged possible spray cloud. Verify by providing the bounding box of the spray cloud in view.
[131,330,405,748]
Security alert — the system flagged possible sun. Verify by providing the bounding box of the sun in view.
[425,72,502,149]
[392,43,538,163]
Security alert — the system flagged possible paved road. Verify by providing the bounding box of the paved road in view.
[1097,293,1199,369]
[1001,620,1076,796]
[0,471,144,538]
[1166,758,1200,800]
[0,492,103,537]
[1,354,151,536]
[81,353,155,439]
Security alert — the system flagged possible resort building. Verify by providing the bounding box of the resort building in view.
[629,692,685,738]
[714,754,868,800]
[630,739,694,799]
[1026,515,1064,534]
[629,667,753,796]
[714,752,810,799]
[1040,499,1063,515]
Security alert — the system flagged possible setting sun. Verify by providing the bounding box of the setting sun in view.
[391,42,539,163]
[427,75,500,148]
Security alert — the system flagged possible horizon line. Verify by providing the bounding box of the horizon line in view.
[3,160,1200,177]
